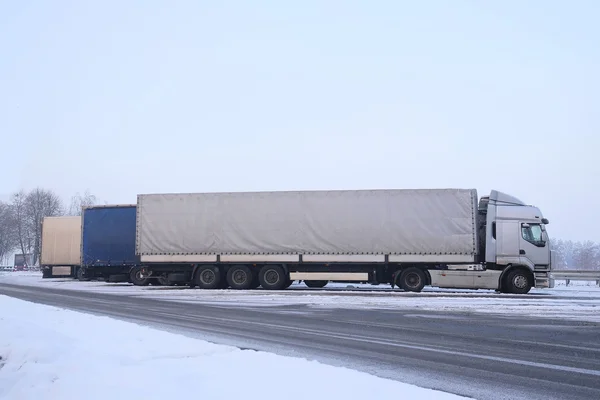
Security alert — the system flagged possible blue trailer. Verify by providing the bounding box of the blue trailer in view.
[79,204,154,285]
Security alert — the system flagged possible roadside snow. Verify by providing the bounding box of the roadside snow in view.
[0,295,466,400]
[2,272,600,322]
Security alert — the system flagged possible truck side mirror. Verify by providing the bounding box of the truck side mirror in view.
[542,218,549,224]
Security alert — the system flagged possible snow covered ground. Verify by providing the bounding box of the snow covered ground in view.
[2,271,600,323]
[0,295,465,400]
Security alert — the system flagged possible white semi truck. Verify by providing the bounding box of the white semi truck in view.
[134,188,554,294]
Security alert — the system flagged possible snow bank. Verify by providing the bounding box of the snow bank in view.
[3,272,600,323]
[0,295,465,400]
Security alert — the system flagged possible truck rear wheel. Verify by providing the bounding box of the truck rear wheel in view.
[226,265,254,290]
[399,267,426,292]
[130,267,150,286]
[305,280,328,288]
[196,265,223,289]
[258,265,286,290]
[506,269,532,294]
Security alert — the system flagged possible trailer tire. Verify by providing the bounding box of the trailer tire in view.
[226,265,254,290]
[130,267,150,286]
[196,265,223,289]
[505,269,532,294]
[258,265,287,290]
[305,280,328,288]
[399,267,426,292]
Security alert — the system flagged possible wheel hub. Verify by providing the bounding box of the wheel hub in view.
[406,273,421,288]
[513,275,527,289]
[265,270,279,285]
[233,270,247,284]
[201,270,215,284]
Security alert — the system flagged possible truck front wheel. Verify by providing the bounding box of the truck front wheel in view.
[399,267,426,292]
[506,269,532,294]
[258,265,287,290]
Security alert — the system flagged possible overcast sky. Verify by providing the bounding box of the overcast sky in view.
[1,1,598,242]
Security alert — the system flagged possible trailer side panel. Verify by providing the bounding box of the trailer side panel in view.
[82,205,139,267]
[137,189,478,259]
[40,216,82,266]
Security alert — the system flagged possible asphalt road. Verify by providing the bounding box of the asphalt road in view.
[1,283,599,400]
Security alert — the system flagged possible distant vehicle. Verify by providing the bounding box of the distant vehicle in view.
[14,253,33,271]
[133,188,554,294]
[0,265,13,272]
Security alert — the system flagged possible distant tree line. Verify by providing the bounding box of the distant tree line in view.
[551,239,600,270]
[0,188,96,265]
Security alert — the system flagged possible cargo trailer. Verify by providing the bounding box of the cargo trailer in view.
[40,216,82,278]
[135,188,554,294]
[78,205,151,283]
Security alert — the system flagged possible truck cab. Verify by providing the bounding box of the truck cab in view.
[482,190,553,290]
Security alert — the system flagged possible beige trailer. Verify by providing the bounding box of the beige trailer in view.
[40,216,82,278]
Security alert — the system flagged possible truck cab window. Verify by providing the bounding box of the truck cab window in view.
[521,223,543,244]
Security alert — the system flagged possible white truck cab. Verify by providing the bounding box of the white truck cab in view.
[481,190,553,291]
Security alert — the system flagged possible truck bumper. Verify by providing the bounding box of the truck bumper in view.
[534,267,553,289]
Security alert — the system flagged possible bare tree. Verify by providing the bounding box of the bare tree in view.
[0,201,18,263]
[68,189,97,216]
[23,188,64,266]
[11,190,33,262]
[551,239,576,269]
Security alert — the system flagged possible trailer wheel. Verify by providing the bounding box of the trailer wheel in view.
[130,267,150,286]
[399,267,426,292]
[258,265,286,290]
[196,265,222,289]
[506,269,532,294]
[305,280,328,288]
[226,265,254,290]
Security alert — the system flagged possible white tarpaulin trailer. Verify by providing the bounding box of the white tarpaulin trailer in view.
[135,189,478,261]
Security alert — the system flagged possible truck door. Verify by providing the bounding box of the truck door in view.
[519,223,550,267]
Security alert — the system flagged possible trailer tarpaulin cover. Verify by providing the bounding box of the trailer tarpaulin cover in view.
[136,189,478,256]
